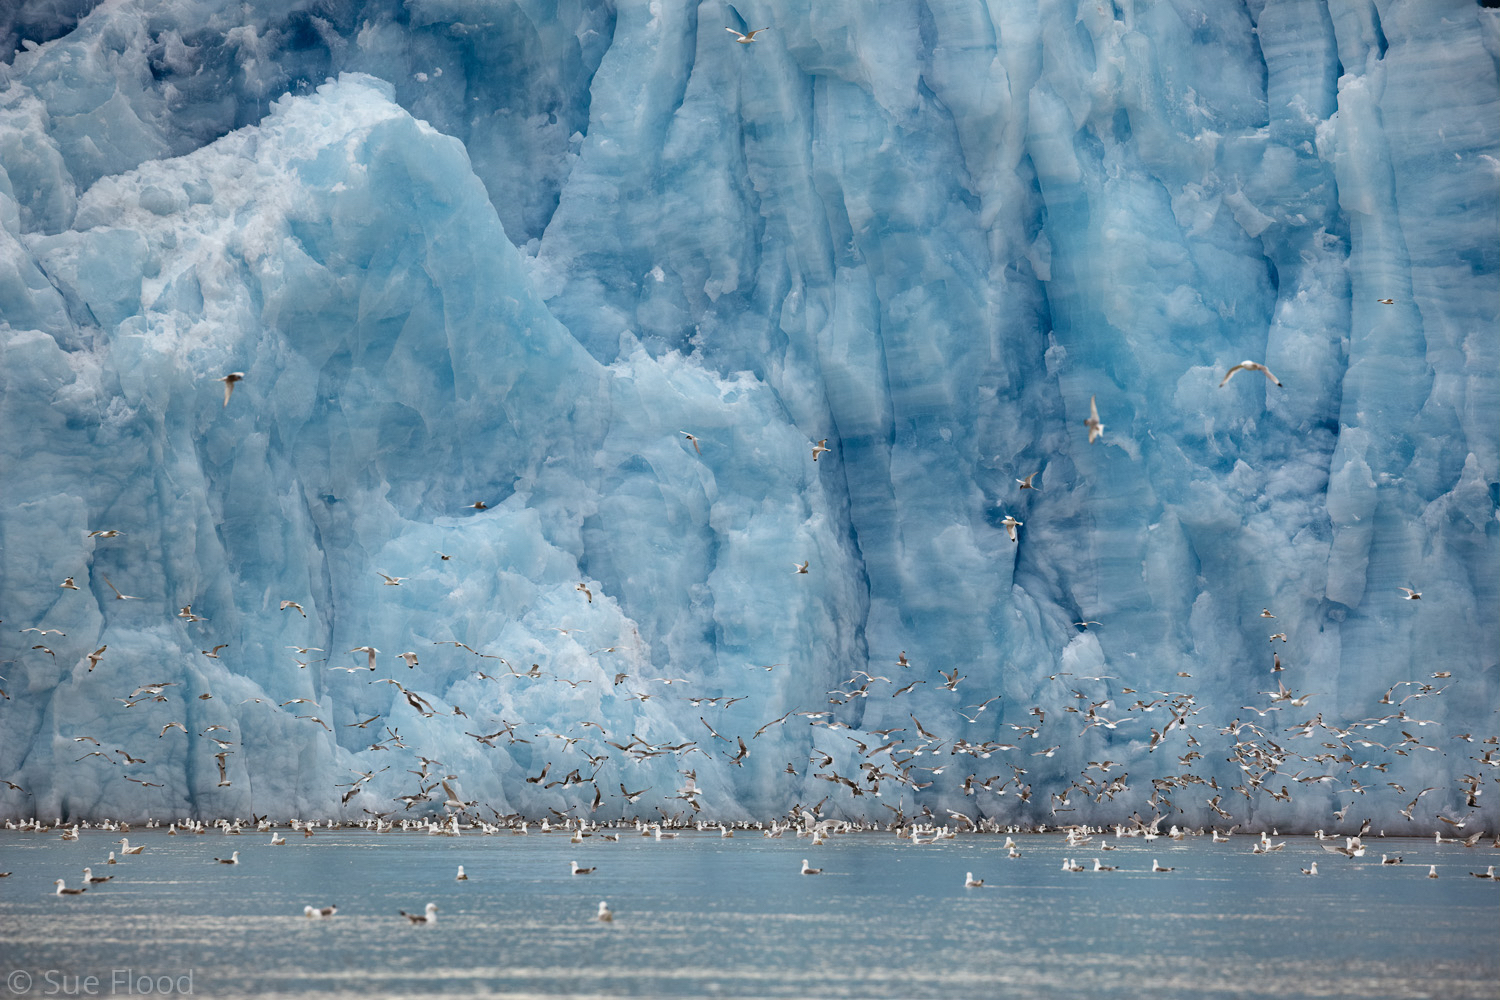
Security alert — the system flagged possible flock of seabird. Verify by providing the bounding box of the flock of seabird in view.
[0,9,1487,931]
[16,808,1496,924]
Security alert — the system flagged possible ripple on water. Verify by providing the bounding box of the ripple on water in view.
[1,830,1495,999]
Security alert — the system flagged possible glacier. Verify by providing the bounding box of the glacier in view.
[0,0,1495,834]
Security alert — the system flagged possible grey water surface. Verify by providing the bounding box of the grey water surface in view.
[1,829,1495,999]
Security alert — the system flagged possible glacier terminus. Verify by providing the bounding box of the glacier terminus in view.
[0,0,1495,834]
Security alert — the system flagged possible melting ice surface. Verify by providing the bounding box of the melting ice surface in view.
[0,0,1497,831]
[1,829,1498,999]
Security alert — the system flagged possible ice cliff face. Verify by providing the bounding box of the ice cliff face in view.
[0,0,1495,832]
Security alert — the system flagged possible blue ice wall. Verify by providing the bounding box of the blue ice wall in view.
[0,0,1495,832]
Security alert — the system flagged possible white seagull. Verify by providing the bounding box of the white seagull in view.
[1219,360,1282,388]
[1085,396,1104,444]
[400,902,438,925]
[726,26,771,43]
[217,372,245,407]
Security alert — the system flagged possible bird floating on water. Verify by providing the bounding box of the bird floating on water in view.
[304,904,337,918]
[964,872,984,887]
[53,879,87,896]
[400,903,438,924]
[597,900,613,921]
[801,859,822,875]
[213,851,239,865]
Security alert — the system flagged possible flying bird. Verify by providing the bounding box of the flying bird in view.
[811,439,830,461]
[377,572,405,586]
[217,372,245,406]
[680,431,701,454]
[1219,361,1282,387]
[279,601,306,617]
[1398,587,1421,601]
[1085,396,1104,444]
[1016,472,1040,491]
[1001,515,1022,543]
[726,26,770,43]
[349,647,379,670]
[100,575,141,600]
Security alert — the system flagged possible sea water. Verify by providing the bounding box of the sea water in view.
[0,829,1495,999]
